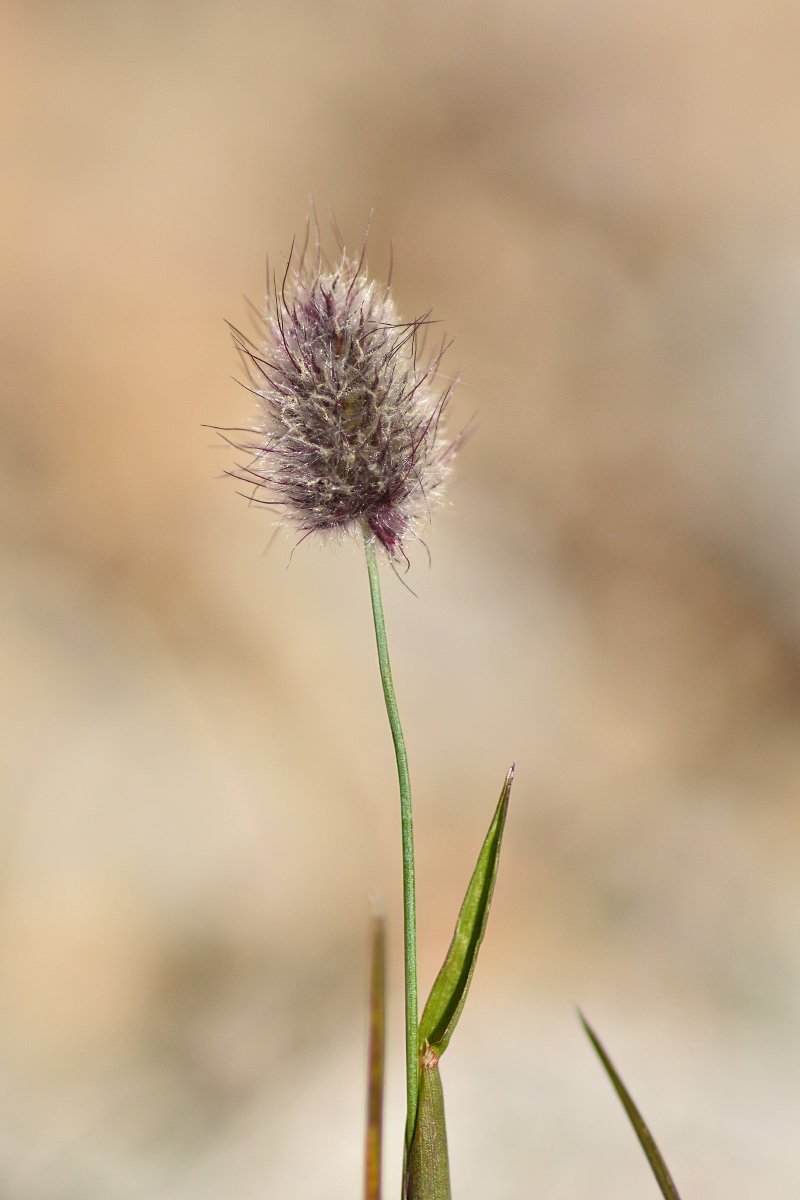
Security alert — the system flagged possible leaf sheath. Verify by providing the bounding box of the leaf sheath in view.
[405,1048,451,1200]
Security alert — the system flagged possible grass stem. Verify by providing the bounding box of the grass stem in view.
[364,532,419,1149]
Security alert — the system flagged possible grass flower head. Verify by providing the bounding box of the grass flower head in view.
[228,232,459,561]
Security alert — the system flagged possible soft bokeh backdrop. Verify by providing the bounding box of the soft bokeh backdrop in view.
[3,1,800,1196]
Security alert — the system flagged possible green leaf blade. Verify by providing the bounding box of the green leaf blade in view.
[418,765,514,1057]
[579,1011,682,1200]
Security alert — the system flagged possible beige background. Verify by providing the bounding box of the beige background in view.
[3,0,800,1195]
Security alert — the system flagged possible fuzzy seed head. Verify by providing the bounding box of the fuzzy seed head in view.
[227,240,459,560]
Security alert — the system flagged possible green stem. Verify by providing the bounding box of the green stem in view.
[363,531,419,1148]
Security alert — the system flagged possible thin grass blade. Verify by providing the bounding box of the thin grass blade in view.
[418,765,513,1056]
[579,1011,682,1200]
[364,910,386,1200]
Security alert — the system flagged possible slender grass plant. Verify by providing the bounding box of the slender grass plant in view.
[221,220,681,1199]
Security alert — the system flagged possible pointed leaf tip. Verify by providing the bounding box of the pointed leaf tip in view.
[579,1011,682,1200]
[418,768,513,1057]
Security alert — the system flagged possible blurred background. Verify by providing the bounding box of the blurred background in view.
[3,0,800,1195]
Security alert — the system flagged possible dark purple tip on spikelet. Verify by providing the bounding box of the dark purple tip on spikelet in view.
[226,231,459,561]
